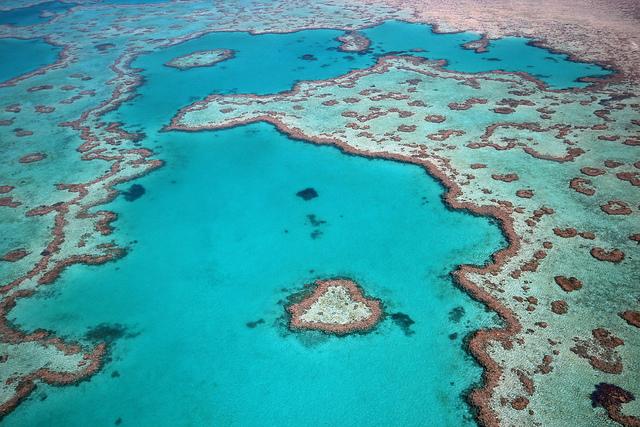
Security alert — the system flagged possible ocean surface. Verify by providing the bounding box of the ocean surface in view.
[0,37,60,84]
[3,18,611,426]
[0,1,76,26]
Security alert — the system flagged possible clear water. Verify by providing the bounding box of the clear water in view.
[106,21,610,134]
[3,18,611,426]
[8,124,504,426]
[0,38,61,84]
[100,0,170,4]
[362,21,609,88]
[0,1,76,26]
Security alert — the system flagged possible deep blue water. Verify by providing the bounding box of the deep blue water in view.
[2,19,612,426]
[0,37,61,84]
[0,1,75,26]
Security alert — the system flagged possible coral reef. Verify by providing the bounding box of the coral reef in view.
[287,278,382,334]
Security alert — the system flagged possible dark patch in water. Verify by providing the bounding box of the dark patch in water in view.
[591,382,635,409]
[246,319,265,328]
[390,312,415,336]
[122,184,145,201]
[111,371,120,378]
[275,309,329,347]
[307,214,326,227]
[449,332,458,340]
[115,417,122,425]
[84,323,138,344]
[310,229,323,239]
[300,54,317,61]
[448,306,465,323]
[296,187,318,200]
[95,43,115,52]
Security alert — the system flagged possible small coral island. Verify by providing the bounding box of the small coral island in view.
[287,278,382,335]
[337,31,370,52]
[164,49,234,70]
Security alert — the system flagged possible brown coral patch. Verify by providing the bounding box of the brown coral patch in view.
[493,107,515,114]
[551,300,568,314]
[397,124,416,132]
[516,189,534,198]
[511,396,529,410]
[623,138,640,146]
[491,173,519,182]
[619,311,640,328]
[591,248,625,263]
[601,200,632,215]
[1,249,29,262]
[579,231,596,240]
[14,129,33,137]
[427,129,464,141]
[553,227,577,238]
[35,105,55,113]
[571,329,624,374]
[591,383,640,427]
[336,31,370,53]
[0,197,21,208]
[604,160,624,168]
[19,153,46,164]
[448,97,487,110]
[616,172,640,186]
[581,167,606,176]
[424,114,446,123]
[5,104,21,113]
[554,276,582,292]
[27,85,53,92]
[569,177,595,195]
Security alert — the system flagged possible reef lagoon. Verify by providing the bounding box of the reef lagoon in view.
[1,2,638,427]
[7,122,504,426]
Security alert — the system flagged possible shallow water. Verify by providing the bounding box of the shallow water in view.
[107,21,609,131]
[362,21,609,88]
[2,18,612,426]
[8,123,504,426]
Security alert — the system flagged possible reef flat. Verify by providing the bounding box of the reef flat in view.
[287,278,382,334]
[164,48,234,70]
[0,0,638,426]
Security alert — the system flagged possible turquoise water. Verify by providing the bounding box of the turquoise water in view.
[106,21,610,133]
[0,1,75,26]
[0,37,61,84]
[101,0,169,4]
[3,19,610,426]
[8,124,504,426]
[362,21,610,88]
